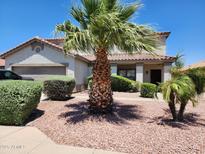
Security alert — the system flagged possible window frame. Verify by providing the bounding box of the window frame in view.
[117,68,136,81]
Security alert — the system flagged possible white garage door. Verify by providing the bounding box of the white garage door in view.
[12,66,66,76]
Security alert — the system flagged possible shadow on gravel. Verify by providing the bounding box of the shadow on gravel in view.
[25,109,45,125]
[41,96,75,102]
[59,101,143,125]
[153,109,205,129]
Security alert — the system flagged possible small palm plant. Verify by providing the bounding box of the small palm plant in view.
[161,75,197,121]
[161,55,205,121]
[56,0,159,113]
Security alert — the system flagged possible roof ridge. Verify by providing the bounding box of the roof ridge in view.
[45,37,64,40]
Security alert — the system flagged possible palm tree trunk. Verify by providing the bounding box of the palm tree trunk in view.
[168,92,177,121]
[89,48,113,113]
[177,102,187,121]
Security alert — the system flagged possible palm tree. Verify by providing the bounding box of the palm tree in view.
[170,53,184,77]
[161,55,205,121]
[161,75,196,121]
[56,0,159,113]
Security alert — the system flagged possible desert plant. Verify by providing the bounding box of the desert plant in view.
[131,81,141,92]
[56,0,159,113]
[161,76,197,121]
[186,68,205,94]
[171,53,184,77]
[43,76,75,100]
[140,83,157,98]
[162,54,205,121]
[0,81,42,125]
[87,75,140,92]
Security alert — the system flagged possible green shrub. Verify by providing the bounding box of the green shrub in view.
[0,81,42,125]
[87,75,140,92]
[43,76,76,100]
[131,81,141,92]
[140,83,157,98]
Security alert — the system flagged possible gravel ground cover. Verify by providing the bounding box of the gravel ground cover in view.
[28,92,205,154]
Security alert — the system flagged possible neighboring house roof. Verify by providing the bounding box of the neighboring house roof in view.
[181,61,205,71]
[83,53,176,63]
[0,59,5,67]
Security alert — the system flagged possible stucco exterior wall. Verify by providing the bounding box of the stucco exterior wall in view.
[5,45,75,77]
[136,64,144,82]
[110,36,167,55]
[74,58,89,85]
[163,63,172,82]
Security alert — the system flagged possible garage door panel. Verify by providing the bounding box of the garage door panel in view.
[12,66,66,75]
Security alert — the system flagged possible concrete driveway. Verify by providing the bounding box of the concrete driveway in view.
[0,126,126,154]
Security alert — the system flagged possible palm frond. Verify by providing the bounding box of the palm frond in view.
[71,7,87,29]
[81,0,101,18]
[118,3,142,21]
[56,0,159,55]
[102,0,117,11]
[175,53,184,69]
[56,21,93,53]
[161,75,197,106]
[109,22,159,53]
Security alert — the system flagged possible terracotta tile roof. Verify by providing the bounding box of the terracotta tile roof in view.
[0,59,5,66]
[45,38,64,45]
[156,32,170,38]
[83,53,176,62]
[181,61,205,71]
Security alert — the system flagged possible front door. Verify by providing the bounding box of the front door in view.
[150,70,161,85]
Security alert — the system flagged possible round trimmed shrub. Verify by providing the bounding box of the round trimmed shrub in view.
[43,76,75,100]
[87,75,140,92]
[140,83,157,98]
[0,80,42,125]
[131,81,141,92]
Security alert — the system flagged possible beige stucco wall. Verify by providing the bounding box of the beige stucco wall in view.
[110,36,167,55]
[163,63,172,82]
[5,45,76,77]
[74,59,89,85]
[136,64,143,82]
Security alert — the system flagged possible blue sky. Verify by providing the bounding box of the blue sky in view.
[0,0,205,65]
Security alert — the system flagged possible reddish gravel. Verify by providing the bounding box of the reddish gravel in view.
[28,92,205,154]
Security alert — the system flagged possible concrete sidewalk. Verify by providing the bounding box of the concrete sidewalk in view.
[0,126,126,154]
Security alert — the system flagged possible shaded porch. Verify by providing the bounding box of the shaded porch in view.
[111,62,172,84]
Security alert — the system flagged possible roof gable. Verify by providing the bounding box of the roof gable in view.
[0,37,64,59]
